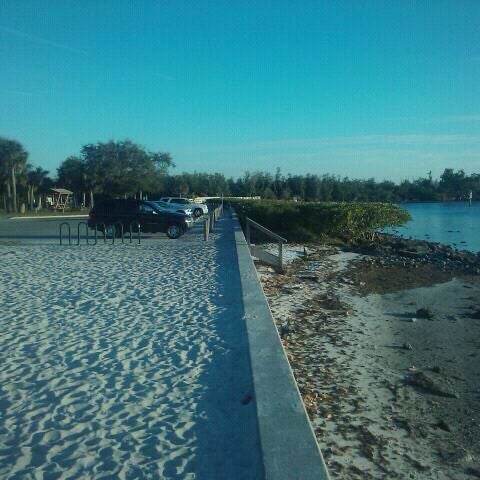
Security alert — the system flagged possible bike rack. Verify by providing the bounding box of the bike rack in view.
[76,221,97,246]
[92,224,98,244]
[60,221,141,246]
[59,222,71,245]
[129,222,141,244]
[116,222,125,244]
[100,223,114,245]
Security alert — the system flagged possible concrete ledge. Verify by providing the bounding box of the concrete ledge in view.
[233,212,330,480]
[9,215,89,220]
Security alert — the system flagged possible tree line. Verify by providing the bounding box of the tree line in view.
[1,136,479,212]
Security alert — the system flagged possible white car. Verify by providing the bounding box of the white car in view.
[159,197,208,218]
[153,200,193,217]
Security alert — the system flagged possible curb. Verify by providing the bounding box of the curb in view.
[232,212,330,480]
[9,215,89,220]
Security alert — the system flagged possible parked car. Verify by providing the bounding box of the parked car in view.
[88,199,193,239]
[159,197,208,218]
[152,200,193,216]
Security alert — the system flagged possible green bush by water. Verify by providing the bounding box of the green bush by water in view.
[228,199,411,241]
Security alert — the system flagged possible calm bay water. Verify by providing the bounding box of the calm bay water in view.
[388,201,480,253]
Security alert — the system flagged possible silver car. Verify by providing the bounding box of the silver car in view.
[153,200,193,217]
[160,197,209,218]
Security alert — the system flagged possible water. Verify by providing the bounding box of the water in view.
[387,201,480,253]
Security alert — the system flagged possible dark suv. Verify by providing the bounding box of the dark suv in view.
[88,199,193,239]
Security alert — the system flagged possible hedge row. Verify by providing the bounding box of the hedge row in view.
[227,199,411,242]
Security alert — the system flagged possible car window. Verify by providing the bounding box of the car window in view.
[139,203,155,214]
[173,198,188,204]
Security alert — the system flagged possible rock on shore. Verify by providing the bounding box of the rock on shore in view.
[255,234,480,480]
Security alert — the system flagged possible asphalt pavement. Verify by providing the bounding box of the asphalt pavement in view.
[0,216,204,245]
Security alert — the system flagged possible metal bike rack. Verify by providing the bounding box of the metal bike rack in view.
[59,222,71,245]
[59,222,141,246]
[92,224,98,244]
[100,223,114,245]
[76,221,97,245]
[129,222,141,244]
[104,222,140,244]
[115,222,125,244]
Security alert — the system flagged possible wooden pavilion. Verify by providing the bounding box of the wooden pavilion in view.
[50,188,73,212]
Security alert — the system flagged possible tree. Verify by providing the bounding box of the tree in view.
[305,174,320,201]
[439,168,467,200]
[57,156,85,192]
[287,174,306,199]
[57,140,175,198]
[263,186,276,199]
[151,152,175,173]
[26,166,50,209]
[0,137,28,212]
[272,167,284,198]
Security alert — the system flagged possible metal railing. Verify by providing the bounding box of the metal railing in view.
[77,221,96,245]
[245,217,287,272]
[59,222,141,246]
[59,222,71,245]
[60,204,223,245]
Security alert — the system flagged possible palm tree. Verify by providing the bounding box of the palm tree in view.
[26,166,50,209]
[0,137,28,212]
[151,152,176,173]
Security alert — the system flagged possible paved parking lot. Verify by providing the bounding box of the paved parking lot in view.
[0,215,205,245]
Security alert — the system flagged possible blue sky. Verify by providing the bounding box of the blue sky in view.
[1,0,479,181]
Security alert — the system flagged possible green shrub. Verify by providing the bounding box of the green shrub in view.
[227,199,410,242]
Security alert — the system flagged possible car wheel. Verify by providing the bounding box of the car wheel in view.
[193,208,203,218]
[166,224,183,239]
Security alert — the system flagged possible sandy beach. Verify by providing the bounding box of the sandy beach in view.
[256,240,480,479]
[0,225,263,479]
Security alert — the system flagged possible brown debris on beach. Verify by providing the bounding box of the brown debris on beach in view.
[256,237,480,479]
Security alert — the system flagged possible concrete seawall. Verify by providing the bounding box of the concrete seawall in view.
[232,212,330,480]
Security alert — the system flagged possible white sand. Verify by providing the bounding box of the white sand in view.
[0,239,261,479]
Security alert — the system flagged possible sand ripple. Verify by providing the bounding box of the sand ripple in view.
[0,240,256,479]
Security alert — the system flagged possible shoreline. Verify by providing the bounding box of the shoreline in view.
[255,235,480,479]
